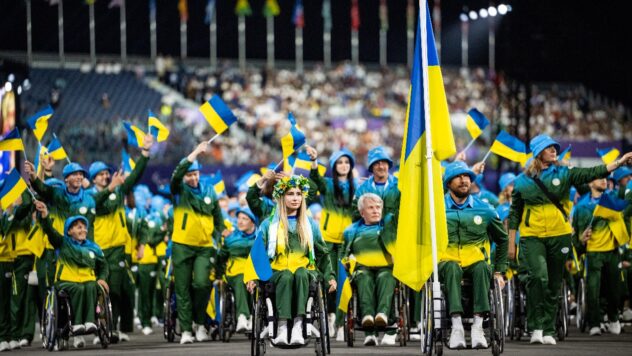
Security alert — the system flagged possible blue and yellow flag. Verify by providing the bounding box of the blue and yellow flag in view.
[336,260,353,313]
[46,136,68,161]
[206,282,222,321]
[393,3,456,291]
[210,170,225,196]
[597,147,620,165]
[290,152,327,176]
[235,171,261,190]
[490,130,527,166]
[27,106,53,142]
[0,169,28,209]
[0,128,25,151]
[242,231,273,282]
[465,108,490,140]
[281,113,306,159]
[123,122,145,148]
[558,145,572,161]
[199,95,238,135]
[34,142,48,176]
[148,110,170,142]
[593,193,630,245]
[121,149,135,174]
[260,162,278,175]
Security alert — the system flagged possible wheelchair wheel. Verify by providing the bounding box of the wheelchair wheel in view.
[420,282,434,356]
[96,285,113,349]
[41,288,58,351]
[577,278,587,332]
[397,284,409,347]
[343,295,355,347]
[516,282,527,341]
[163,280,178,342]
[219,284,233,342]
[504,278,515,340]
[556,282,568,341]
[490,278,504,356]
[251,289,266,356]
[313,285,328,356]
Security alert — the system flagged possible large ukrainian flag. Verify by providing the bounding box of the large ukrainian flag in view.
[242,231,273,282]
[593,193,630,245]
[393,2,456,291]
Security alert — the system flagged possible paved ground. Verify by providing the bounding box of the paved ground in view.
[15,325,632,355]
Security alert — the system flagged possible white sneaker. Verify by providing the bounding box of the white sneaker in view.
[8,340,20,350]
[0,341,10,352]
[236,314,249,333]
[71,324,86,334]
[195,325,209,342]
[85,322,97,333]
[134,317,141,328]
[151,316,160,326]
[290,317,305,345]
[374,312,388,327]
[18,339,29,347]
[381,333,397,346]
[363,335,378,346]
[336,326,345,342]
[180,331,194,344]
[410,322,421,341]
[542,335,557,345]
[589,327,601,336]
[328,313,336,337]
[118,331,130,342]
[93,336,101,345]
[609,321,621,335]
[622,308,632,321]
[530,329,544,344]
[449,326,466,349]
[471,325,488,348]
[361,315,374,328]
[73,336,85,348]
[273,320,288,345]
[142,326,153,335]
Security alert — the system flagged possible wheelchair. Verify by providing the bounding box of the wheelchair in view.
[342,278,409,347]
[41,284,113,351]
[420,275,505,356]
[163,261,180,343]
[250,274,330,356]
[556,278,572,340]
[210,280,253,342]
[504,273,528,341]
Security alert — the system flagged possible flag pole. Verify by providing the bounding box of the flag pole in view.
[418,0,442,327]
[481,148,492,163]
[207,133,220,144]
[460,137,476,155]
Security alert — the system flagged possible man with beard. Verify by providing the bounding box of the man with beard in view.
[440,161,508,349]
[572,177,627,336]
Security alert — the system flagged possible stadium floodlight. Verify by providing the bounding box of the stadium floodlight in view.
[488,6,498,17]
[469,10,478,20]
[460,13,469,22]
[498,4,509,15]
[4,82,12,92]
[8,74,15,82]
[17,86,22,95]
[479,9,488,18]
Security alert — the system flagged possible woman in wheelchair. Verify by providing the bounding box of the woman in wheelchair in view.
[34,200,109,348]
[246,176,336,346]
[216,207,259,333]
[342,193,398,346]
[441,162,507,350]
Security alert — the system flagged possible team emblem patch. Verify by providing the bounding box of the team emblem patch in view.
[119,261,125,267]
[204,197,212,205]
[150,271,157,277]
[109,193,117,200]
[473,215,483,225]
[552,178,561,186]
[4,272,11,278]
[7,215,13,221]
[89,251,96,259]
[148,221,156,228]
[79,207,88,215]
[561,247,570,254]
[131,265,138,272]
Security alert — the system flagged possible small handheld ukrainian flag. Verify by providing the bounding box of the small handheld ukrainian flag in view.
[46,135,68,161]
[147,110,170,142]
[33,142,48,176]
[465,108,490,140]
[281,113,306,159]
[121,149,135,174]
[210,170,225,196]
[242,231,273,282]
[489,130,527,166]
[0,128,25,152]
[0,169,29,209]
[235,171,261,190]
[336,260,353,313]
[199,95,238,136]
[123,122,146,148]
[558,145,572,162]
[260,162,278,175]
[291,152,326,176]
[27,106,53,142]
[597,147,620,165]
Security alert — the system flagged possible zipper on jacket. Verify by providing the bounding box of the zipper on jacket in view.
[525,209,531,227]
[118,212,127,228]
[323,213,330,231]
[181,213,188,230]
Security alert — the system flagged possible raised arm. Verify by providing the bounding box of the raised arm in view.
[34,200,63,249]
[121,133,153,194]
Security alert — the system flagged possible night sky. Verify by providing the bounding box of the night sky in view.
[1,0,630,106]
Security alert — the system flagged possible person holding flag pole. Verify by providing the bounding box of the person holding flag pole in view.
[508,134,632,345]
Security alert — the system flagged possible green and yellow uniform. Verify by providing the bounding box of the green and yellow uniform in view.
[352,176,400,222]
[0,210,14,342]
[216,229,256,318]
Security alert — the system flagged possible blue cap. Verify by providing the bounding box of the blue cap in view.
[62,162,88,179]
[367,146,393,173]
[228,201,241,212]
[64,216,89,236]
[88,161,112,181]
[499,173,517,192]
[188,160,201,172]
[150,195,167,213]
[443,161,476,188]
[612,166,632,183]
[44,178,65,189]
[236,207,258,225]
[329,148,355,172]
[529,134,560,159]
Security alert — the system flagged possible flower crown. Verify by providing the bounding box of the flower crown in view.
[272,175,310,200]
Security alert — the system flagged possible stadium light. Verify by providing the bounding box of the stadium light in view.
[8,74,15,82]
[4,82,12,92]
[469,11,478,20]
[488,6,498,17]
[498,4,508,15]
[460,13,469,22]
[479,9,488,18]
[17,86,22,95]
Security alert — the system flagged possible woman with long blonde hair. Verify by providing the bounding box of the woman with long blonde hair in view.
[246,176,336,346]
